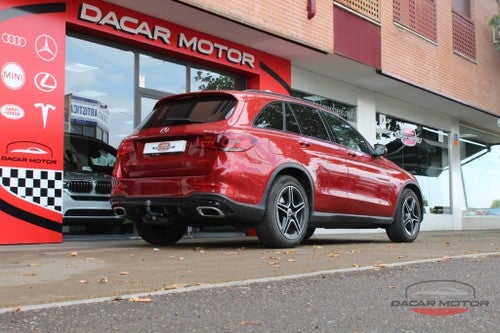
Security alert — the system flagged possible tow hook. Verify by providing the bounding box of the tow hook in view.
[144,199,168,223]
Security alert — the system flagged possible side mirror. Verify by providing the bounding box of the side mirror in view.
[373,144,387,157]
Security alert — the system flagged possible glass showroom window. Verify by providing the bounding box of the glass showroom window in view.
[139,54,187,94]
[376,113,450,214]
[190,67,242,91]
[460,126,500,216]
[65,35,134,149]
[291,90,357,126]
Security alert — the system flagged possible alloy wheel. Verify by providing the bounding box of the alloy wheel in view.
[275,185,307,240]
[402,196,420,237]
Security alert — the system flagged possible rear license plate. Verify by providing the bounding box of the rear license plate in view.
[143,140,187,154]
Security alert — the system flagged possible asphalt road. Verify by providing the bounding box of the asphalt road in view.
[0,230,498,332]
[0,255,498,332]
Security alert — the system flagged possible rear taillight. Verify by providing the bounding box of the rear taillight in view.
[117,139,135,158]
[195,133,256,152]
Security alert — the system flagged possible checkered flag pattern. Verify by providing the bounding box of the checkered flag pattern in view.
[0,167,63,212]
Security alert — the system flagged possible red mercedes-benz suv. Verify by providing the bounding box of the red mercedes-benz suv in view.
[111,90,423,248]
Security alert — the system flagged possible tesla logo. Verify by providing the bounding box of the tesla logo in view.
[35,34,58,61]
[1,33,27,47]
[34,72,57,92]
[34,103,56,129]
[1,62,25,90]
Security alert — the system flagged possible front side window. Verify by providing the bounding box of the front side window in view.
[323,111,371,154]
[377,113,450,214]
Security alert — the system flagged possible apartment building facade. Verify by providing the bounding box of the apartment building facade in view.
[0,0,498,243]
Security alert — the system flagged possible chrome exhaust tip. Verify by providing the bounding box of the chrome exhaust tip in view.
[196,206,225,218]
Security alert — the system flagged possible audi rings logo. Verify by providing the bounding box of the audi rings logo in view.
[1,33,27,47]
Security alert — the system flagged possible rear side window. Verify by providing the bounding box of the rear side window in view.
[288,103,330,141]
[139,95,237,129]
[253,102,284,130]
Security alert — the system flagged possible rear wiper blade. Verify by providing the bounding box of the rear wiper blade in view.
[164,118,202,125]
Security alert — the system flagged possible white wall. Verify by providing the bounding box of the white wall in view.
[291,66,459,233]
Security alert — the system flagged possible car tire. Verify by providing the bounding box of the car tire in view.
[256,175,310,248]
[386,189,422,243]
[135,218,187,245]
[302,228,316,243]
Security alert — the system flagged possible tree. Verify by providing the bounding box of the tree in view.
[491,199,500,209]
[194,70,235,90]
[488,14,500,51]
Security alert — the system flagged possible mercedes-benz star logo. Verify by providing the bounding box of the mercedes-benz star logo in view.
[35,34,58,61]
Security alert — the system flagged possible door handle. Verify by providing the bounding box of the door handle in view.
[347,151,357,158]
[299,141,310,148]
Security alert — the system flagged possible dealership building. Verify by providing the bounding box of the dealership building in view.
[0,0,499,244]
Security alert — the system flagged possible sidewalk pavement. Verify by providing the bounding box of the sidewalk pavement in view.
[0,230,499,309]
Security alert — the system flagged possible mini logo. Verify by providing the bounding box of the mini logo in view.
[160,127,170,134]
[1,62,25,90]
[391,280,489,316]
[35,34,58,61]
[34,72,57,92]
[1,33,27,47]
[34,102,56,129]
[0,104,25,120]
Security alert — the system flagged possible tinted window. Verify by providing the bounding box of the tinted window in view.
[323,111,371,154]
[254,103,284,130]
[285,106,301,134]
[288,103,329,141]
[139,95,236,129]
[65,135,117,174]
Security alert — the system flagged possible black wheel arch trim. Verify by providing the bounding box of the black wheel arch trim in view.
[394,180,425,219]
[260,163,315,210]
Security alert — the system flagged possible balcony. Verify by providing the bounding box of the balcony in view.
[452,10,476,60]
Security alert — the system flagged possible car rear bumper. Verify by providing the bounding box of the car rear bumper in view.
[110,193,265,226]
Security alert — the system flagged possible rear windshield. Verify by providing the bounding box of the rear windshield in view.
[139,95,237,129]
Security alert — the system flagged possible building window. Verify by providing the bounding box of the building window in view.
[376,113,450,214]
[393,0,437,42]
[334,0,380,22]
[452,0,476,60]
[460,126,500,216]
[452,0,471,18]
[291,90,357,126]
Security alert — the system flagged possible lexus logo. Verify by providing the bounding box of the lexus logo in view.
[34,72,57,93]
[1,33,27,47]
[35,34,58,61]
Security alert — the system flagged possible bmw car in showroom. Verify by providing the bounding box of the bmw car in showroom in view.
[111,90,423,248]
